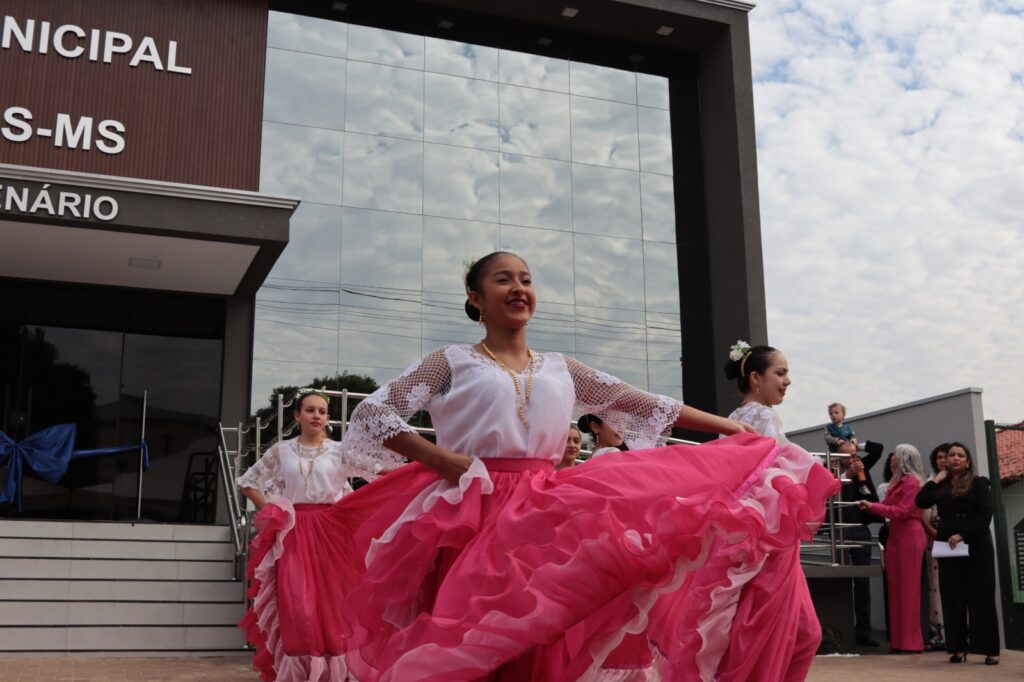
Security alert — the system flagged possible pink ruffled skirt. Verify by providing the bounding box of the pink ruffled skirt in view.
[242,433,837,682]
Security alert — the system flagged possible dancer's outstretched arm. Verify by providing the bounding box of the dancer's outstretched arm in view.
[676,405,757,436]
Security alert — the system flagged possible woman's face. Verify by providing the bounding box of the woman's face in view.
[595,421,623,447]
[753,352,791,406]
[294,395,329,437]
[469,254,535,329]
[946,446,970,475]
[889,455,900,476]
[934,449,948,472]
[561,428,582,467]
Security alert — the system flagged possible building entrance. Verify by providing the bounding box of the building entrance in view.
[0,280,223,522]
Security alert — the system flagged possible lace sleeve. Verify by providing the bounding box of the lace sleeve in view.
[235,444,286,497]
[565,356,683,450]
[746,405,789,445]
[339,347,453,473]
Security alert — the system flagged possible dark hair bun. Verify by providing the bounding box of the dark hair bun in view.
[723,359,742,381]
[464,299,481,321]
[578,414,602,434]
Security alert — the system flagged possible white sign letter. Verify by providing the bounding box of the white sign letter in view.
[53,24,86,58]
[2,107,33,142]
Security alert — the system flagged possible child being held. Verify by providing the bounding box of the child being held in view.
[825,402,872,495]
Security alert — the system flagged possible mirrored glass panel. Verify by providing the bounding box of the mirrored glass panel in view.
[423,144,499,222]
[499,85,571,161]
[422,217,500,296]
[343,133,423,213]
[573,233,645,310]
[260,122,343,205]
[643,241,680,314]
[527,301,576,354]
[259,15,684,407]
[264,49,346,130]
[572,164,641,239]
[498,51,568,91]
[340,208,422,291]
[499,225,574,304]
[345,61,423,140]
[638,107,673,176]
[640,172,676,243]
[424,73,499,151]
[499,153,572,230]
[254,285,340,369]
[347,25,424,69]
[268,204,342,284]
[425,37,499,81]
[636,73,670,110]
[569,62,636,104]
[338,287,422,372]
[570,96,639,170]
[573,307,649,390]
[422,291,482,349]
[339,319,422,374]
[267,11,348,58]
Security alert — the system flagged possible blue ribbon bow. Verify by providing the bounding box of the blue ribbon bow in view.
[0,424,148,513]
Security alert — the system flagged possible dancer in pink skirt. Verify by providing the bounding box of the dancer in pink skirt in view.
[237,390,380,681]
[241,251,838,681]
[651,342,835,675]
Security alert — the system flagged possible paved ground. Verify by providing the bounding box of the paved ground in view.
[0,650,1020,680]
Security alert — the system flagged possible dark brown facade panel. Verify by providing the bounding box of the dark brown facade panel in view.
[0,0,268,190]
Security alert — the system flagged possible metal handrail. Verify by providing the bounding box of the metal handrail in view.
[217,425,245,559]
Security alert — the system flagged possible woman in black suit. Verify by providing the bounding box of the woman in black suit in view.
[915,441,1000,665]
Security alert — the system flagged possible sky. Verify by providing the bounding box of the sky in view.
[747,0,1024,430]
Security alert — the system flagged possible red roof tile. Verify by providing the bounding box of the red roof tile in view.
[996,421,1024,482]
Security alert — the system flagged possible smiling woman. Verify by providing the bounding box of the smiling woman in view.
[237,251,839,682]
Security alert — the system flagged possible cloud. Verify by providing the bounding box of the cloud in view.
[749,1,1024,430]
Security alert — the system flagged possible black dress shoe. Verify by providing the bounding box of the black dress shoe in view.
[949,654,966,663]
[985,657,999,665]
[856,636,880,647]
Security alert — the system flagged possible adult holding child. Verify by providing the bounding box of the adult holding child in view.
[915,442,1000,665]
[300,253,839,681]
[858,444,927,653]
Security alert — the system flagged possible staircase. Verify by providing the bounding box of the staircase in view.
[0,519,247,657]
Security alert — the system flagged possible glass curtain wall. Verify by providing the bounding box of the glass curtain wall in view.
[255,11,682,410]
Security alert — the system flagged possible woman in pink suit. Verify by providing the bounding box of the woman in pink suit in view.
[860,443,927,652]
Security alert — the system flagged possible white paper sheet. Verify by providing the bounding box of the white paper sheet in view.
[932,540,969,558]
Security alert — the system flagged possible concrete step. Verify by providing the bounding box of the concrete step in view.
[0,600,245,626]
[0,557,235,580]
[0,537,236,561]
[0,579,244,601]
[0,519,232,542]
[0,519,246,656]
[0,624,245,651]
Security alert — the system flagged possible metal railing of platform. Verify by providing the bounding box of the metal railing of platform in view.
[226,389,865,569]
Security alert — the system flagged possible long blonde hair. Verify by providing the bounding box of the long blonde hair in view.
[947,441,975,497]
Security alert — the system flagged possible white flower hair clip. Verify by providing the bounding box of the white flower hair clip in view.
[728,340,751,362]
[296,386,330,403]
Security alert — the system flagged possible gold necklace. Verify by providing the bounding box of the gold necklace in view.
[296,435,327,494]
[480,342,536,431]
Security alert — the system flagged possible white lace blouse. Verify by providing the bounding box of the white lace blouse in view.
[235,438,366,504]
[341,344,683,467]
[728,402,789,445]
